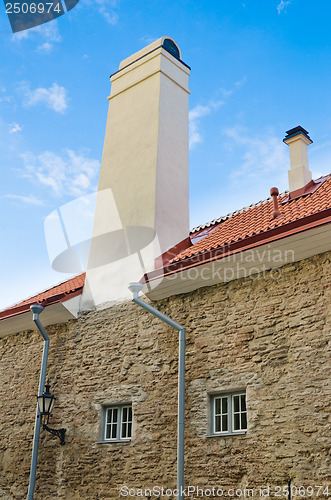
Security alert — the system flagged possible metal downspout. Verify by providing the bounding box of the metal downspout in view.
[128,283,186,500]
[27,305,49,500]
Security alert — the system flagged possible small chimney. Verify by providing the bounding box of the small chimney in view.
[270,187,281,219]
[283,126,313,192]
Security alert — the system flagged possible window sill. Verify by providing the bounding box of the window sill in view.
[96,439,131,444]
[206,432,247,438]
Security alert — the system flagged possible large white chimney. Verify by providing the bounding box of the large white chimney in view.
[81,37,190,309]
[283,126,313,192]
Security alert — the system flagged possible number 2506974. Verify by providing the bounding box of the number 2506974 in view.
[5,3,61,14]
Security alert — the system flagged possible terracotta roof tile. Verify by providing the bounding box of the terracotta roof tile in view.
[172,175,331,262]
[17,273,85,306]
[0,273,85,320]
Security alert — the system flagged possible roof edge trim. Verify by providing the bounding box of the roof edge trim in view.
[0,288,84,322]
[143,207,331,283]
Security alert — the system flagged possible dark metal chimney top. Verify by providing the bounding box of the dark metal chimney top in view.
[283,126,313,143]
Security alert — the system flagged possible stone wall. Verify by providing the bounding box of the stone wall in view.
[0,251,330,499]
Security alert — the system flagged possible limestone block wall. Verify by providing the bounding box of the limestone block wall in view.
[0,251,330,499]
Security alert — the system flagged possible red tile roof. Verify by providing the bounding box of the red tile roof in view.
[2,175,331,313]
[172,175,331,262]
[0,273,85,320]
[144,175,331,284]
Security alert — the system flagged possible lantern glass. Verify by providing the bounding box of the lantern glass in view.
[37,395,43,414]
[49,397,55,413]
[37,383,56,416]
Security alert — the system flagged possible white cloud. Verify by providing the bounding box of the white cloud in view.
[96,0,119,23]
[189,78,247,150]
[219,76,247,98]
[82,0,119,24]
[277,0,292,14]
[189,105,212,149]
[310,139,331,153]
[9,122,22,133]
[140,35,157,45]
[37,42,53,53]
[189,100,224,149]
[99,7,118,24]
[224,125,288,184]
[12,22,62,51]
[0,96,11,104]
[0,85,11,104]
[20,83,68,114]
[37,22,62,41]
[20,149,100,198]
[308,140,331,179]
[5,194,44,206]
[12,30,30,41]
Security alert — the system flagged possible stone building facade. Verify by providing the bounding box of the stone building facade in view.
[1,37,330,500]
[1,251,330,499]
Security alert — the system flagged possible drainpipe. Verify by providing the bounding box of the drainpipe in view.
[128,283,186,500]
[27,305,49,500]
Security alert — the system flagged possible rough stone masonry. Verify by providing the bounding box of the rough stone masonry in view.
[0,251,330,499]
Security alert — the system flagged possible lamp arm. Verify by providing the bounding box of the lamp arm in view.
[42,424,66,445]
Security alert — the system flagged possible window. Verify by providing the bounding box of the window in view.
[211,392,247,435]
[104,404,132,441]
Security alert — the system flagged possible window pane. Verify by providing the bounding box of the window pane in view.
[234,413,240,430]
[121,406,132,438]
[106,409,113,424]
[213,393,246,435]
[222,414,228,432]
[111,423,117,439]
[105,407,119,440]
[105,406,133,440]
[233,395,239,413]
[241,412,247,430]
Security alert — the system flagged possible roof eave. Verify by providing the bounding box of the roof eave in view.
[0,288,84,322]
[143,207,331,284]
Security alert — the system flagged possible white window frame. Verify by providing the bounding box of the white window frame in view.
[211,392,247,436]
[103,404,132,442]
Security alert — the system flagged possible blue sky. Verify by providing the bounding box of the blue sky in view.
[1,0,331,309]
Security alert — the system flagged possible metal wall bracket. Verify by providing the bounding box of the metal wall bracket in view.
[43,424,66,445]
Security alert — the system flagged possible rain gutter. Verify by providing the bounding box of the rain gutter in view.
[27,305,49,500]
[128,283,186,500]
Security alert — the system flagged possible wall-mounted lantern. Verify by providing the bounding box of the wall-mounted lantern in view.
[37,381,66,445]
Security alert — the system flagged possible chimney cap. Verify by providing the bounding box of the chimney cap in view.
[118,37,186,72]
[283,126,313,144]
